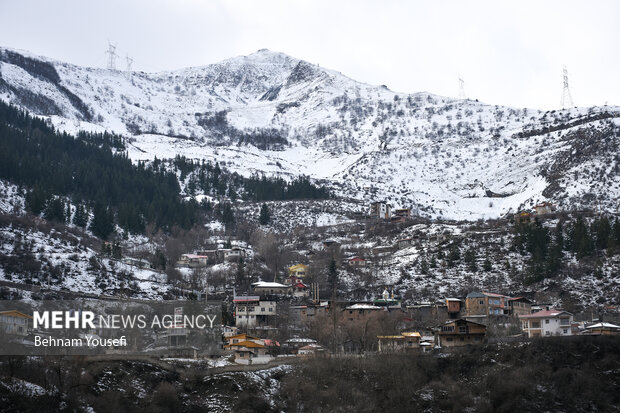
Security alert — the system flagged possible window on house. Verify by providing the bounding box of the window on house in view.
[563,329,568,334]
[261,308,265,312]
[479,300,484,305]
[269,308,273,312]
[545,319,549,324]
[458,326,467,333]
[560,318,570,326]
[545,331,550,336]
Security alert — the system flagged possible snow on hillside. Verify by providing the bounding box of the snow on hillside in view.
[1,47,619,220]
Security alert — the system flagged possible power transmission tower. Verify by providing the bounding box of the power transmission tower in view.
[105,42,117,70]
[561,65,574,108]
[458,77,466,99]
[125,54,133,72]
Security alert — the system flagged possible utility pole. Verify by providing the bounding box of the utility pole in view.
[458,77,466,99]
[561,65,574,108]
[125,54,133,72]
[105,42,117,70]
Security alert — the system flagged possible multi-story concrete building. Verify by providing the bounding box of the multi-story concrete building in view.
[234,295,277,328]
[519,310,573,338]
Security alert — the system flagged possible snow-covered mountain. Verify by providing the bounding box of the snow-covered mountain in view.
[1,47,619,220]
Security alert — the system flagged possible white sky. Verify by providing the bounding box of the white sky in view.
[1,0,618,110]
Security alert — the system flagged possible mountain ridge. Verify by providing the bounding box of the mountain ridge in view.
[1,46,619,220]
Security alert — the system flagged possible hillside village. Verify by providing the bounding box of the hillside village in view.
[43,199,616,365]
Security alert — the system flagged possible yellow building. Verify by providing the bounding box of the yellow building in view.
[288,264,309,278]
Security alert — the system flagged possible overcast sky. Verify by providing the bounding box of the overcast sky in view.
[1,0,618,109]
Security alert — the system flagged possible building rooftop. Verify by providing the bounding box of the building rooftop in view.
[346,304,382,310]
[519,310,572,318]
[585,322,620,329]
[252,281,289,288]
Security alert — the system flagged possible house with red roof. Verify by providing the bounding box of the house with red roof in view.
[347,256,367,267]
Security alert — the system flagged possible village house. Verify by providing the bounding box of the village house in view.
[407,301,453,325]
[515,211,532,225]
[0,310,32,336]
[393,208,411,218]
[445,298,463,317]
[582,322,620,336]
[436,319,486,347]
[252,281,291,296]
[121,257,152,269]
[344,303,384,321]
[195,249,221,264]
[534,202,554,216]
[225,333,264,346]
[289,303,329,326]
[222,325,239,338]
[233,295,277,328]
[283,337,318,354]
[370,201,391,219]
[377,332,421,352]
[347,256,367,267]
[288,263,309,278]
[519,309,574,338]
[223,246,247,262]
[465,291,514,323]
[224,340,269,364]
[390,216,406,224]
[176,254,209,268]
[395,237,414,249]
[298,343,324,355]
[290,281,309,298]
[507,297,532,317]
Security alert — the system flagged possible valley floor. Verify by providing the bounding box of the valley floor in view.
[0,335,618,412]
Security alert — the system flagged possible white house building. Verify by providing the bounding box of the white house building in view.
[519,309,574,338]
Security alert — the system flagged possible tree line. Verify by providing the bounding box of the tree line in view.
[514,215,620,284]
[0,101,331,239]
[0,101,199,238]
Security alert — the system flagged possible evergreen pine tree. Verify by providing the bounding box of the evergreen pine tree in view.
[328,259,338,293]
[464,248,477,272]
[235,257,246,288]
[259,203,271,225]
[483,256,492,272]
[25,186,48,215]
[44,197,65,223]
[90,204,114,240]
[72,203,88,228]
[112,241,122,259]
[221,203,235,230]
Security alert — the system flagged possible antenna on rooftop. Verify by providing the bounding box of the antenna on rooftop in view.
[560,65,574,108]
[105,42,118,70]
[458,77,466,99]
